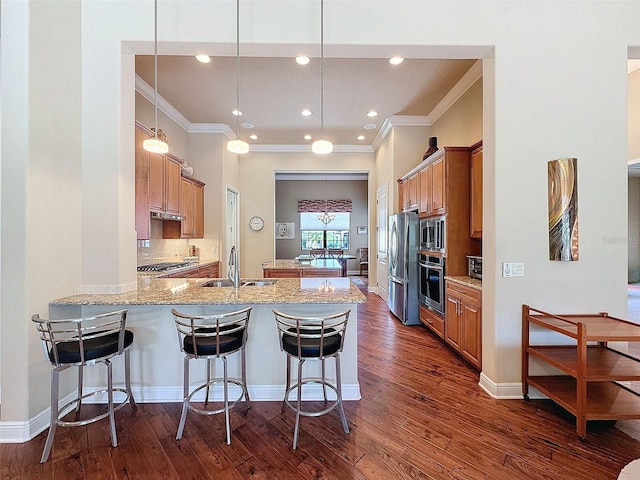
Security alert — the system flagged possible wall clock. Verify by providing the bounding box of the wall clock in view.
[249,215,264,231]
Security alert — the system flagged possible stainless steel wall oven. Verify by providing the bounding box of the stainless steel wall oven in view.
[418,253,445,315]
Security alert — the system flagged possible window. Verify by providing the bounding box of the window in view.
[300,212,350,250]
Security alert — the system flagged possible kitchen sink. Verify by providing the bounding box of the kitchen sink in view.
[200,279,235,287]
[242,279,277,287]
[200,279,277,288]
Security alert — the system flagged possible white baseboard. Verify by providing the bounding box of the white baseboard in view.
[478,373,547,400]
[0,384,361,443]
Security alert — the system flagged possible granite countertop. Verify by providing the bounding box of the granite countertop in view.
[50,276,366,306]
[445,275,482,291]
[262,259,343,270]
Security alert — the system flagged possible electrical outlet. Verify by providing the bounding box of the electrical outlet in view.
[502,262,525,278]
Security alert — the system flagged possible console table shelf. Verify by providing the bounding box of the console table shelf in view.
[522,305,640,439]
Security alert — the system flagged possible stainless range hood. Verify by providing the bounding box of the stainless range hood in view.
[150,211,186,222]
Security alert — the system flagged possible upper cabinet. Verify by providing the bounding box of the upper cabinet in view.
[148,153,181,216]
[164,177,205,239]
[418,155,445,216]
[135,122,206,240]
[469,141,483,239]
[398,173,419,212]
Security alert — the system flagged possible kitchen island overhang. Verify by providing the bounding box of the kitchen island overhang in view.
[49,277,366,403]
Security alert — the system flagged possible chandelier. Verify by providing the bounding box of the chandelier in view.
[318,173,334,224]
[318,211,335,225]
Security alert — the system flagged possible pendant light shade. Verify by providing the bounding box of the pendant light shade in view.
[143,0,169,154]
[143,136,169,154]
[312,139,333,155]
[313,0,332,155]
[227,139,250,154]
[227,0,249,155]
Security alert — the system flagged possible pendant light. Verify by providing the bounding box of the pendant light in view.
[311,0,333,155]
[143,0,169,154]
[227,0,249,155]
[318,173,335,225]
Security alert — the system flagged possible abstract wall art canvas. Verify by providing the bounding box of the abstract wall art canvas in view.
[548,158,579,261]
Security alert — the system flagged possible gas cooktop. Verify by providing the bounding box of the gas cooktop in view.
[137,262,190,272]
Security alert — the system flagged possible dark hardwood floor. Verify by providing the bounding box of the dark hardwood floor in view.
[3,278,640,479]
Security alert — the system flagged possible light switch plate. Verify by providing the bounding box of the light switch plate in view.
[503,262,524,278]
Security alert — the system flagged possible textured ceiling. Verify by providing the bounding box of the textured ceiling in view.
[135,56,477,147]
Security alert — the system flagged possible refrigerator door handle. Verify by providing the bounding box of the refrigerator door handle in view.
[389,276,404,285]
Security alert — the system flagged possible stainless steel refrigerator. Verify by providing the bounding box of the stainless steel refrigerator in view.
[387,211,420,325]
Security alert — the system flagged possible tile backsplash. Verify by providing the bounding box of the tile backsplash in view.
[137,220,220,265]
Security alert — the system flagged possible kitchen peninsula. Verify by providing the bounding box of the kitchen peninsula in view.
[49,276,365,402]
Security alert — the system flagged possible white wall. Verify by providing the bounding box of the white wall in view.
[4,0,640,426]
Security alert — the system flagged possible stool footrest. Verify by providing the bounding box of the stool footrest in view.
[187,378,247,416]
[57,387,133,428]
[284,379,341,417]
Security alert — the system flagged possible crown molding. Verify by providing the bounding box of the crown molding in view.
[135,75,192,131]
[188,123,235,139]
[249,144,373,154]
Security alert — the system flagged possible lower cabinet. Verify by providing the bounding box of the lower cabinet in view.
[419,305,445,339]
[162,262,219,279]
[263,268,341,278]
[263,268,302,278]
[445,281,482,369]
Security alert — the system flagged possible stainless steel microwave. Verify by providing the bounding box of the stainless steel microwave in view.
[420,216,446,253]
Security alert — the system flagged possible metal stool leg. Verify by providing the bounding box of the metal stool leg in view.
[282,354,291,413]
[124,348,137,411]
[74,364,83,421]
[242,345,251,407]
[41,368,60,463]
[106,359,118,447]
[223,356,231,445]
[204,358,212,406]
[321,359,328,402]
[176,356,190,440]
[292,358,305,450]
[335,354,349,434]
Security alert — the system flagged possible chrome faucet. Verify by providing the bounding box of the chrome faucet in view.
[228,245,240,288]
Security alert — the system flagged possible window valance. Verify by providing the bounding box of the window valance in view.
[298,199,352,213]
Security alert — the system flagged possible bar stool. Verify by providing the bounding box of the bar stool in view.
[171,307,251,444]
[273,309,350,449]
[31,309,136,463]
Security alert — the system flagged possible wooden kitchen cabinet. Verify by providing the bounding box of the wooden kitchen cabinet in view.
[162,262,219,278]
[149,153,181,216]
[445,280,482,369]
[417,151,447,217]
[198,262,219,278]
[419,305,445,339]
[263,268,302,278]
[398,179,406,212]
[522,305,640,439]
[470,141,483,239]
[398,174,418,212]
[169,177,205,239]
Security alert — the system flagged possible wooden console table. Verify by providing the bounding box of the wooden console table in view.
[522,304,640,439]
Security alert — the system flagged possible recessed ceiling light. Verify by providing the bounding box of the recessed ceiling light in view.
[195,54,211,63]
[304,134,312,140]
[232,109,242,116]
[389,56,404,65]
[363,123,377,130]
[296,56,310,65]
[241,122,254,129]
[249,134,258,140]
[357,135,365,141]
[301,109,312,117]
[367,110,378,117]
